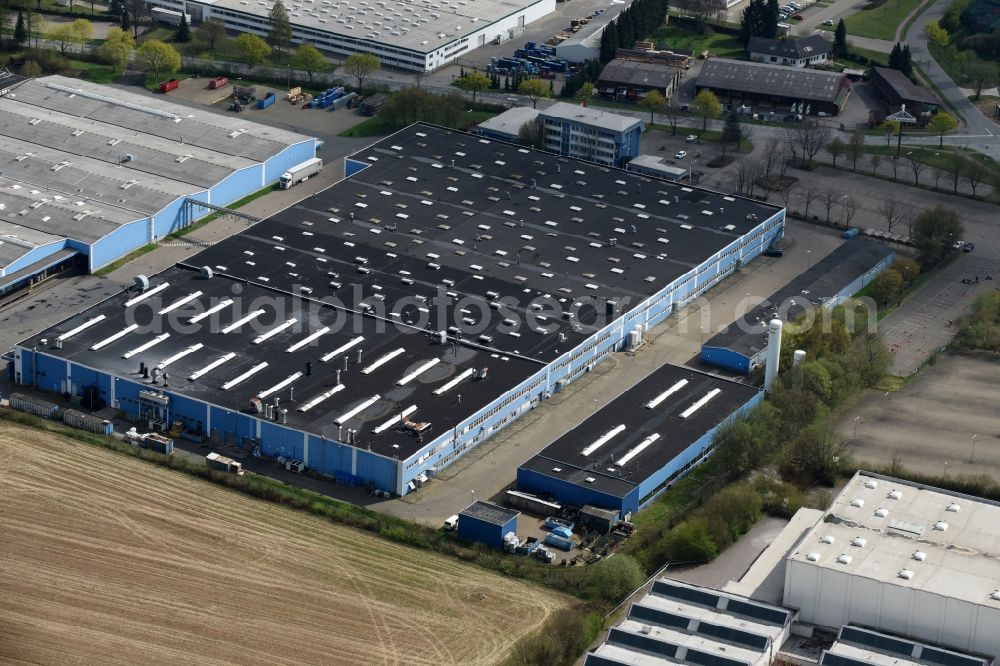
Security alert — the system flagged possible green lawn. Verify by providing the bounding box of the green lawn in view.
[844,45,890,67]
[67,58,121,83]
[652,24,744,60]
[843,0,923,40]
[340,109,498,138]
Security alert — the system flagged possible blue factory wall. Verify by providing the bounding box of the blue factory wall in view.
[699,346,752,374]
[88,218,152,272]
[0,240,68,278]
[210,165,263,208]
[458,513,516,549]
[516,465,640,514]
[265,140,318,184]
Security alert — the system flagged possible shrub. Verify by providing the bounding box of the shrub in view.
[660,519,719,562]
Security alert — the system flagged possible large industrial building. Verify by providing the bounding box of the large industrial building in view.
[14,123,783,496]
[700,239,894,374]
[784,472,1000,659]
[0,73,317,298]
[585,578,795,666]
[517,363,761,515]
[821,625,994,666]
[145,0,554,72]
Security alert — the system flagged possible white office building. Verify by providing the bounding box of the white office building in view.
[146,0,554,72]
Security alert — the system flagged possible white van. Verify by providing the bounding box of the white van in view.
[443,515,459,530]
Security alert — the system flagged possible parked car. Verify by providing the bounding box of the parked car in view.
[763,246,784,257]
[675,150,687,159]
[953,240,965,250]
[823,18,835,25]
[963,242,975,252]
[685,134,698,143]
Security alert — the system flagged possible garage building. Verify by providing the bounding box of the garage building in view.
[696,58,852,116]
[15,123,783,497]
[458,501,519,548]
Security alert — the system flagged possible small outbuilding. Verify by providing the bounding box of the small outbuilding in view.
[458,501,519,549]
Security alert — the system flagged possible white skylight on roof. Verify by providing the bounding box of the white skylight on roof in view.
[124,282,170,308]
[286,326,330,353]
[188,298,234,324]
[221,361,269,390]
[58,315,106,341]
[433,367,475,395]
[258,372,304,399]
[397,358,440,385]
[221,309,266,334]
[252,318,298,344]
[645,379,689,409]
[336,394,381,424]
[122,333,170,359]
[372,405,418,434]
[581,424,626,457]
[616,433,660,466]
[361,347,405,374]
[298,384,345,413]
[155,343,204,370]
[680,388,721,419]
[189,352,237,380]
[157,291,204,315]
[90,323,139,351]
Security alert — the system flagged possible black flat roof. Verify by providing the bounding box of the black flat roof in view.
[188,124,780,363]
[704,239,893,359]
[19,122,780,460]
[20,265,541,460]
[521,364,760,499]
[460,500,519,525]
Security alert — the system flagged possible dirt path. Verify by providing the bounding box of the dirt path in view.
[0,423,569,665]
[895,0,930,44]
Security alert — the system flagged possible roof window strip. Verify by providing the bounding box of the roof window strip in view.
[57,314,106,341]
[221,309,267,334]
[155,343,204,370]
[432,367,475,394]
[616,433,660,466]
[157,290,204,315]
[581,424,626,457]
[397,358,440,386]
[372,404,418,434]
[286,326,331,353]
[189,352,237,380]
[221,362,269,390]
[298,384,345,413]
[336,394,381,424]
[122,333,171,359]
[252,318,299,344]
[90,323,139,350]
[321,335,365,362]
[258,371,304,399]
[188,298,235,324]
[680,388,722,419]
[361,347,405,374]
[124,282,170,308]
[645,379,689,409]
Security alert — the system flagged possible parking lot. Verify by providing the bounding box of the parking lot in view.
[841,352,1000,479]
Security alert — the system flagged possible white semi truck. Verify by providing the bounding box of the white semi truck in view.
[279,157,323,189]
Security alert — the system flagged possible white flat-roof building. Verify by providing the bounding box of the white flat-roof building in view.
[585,578,795,666]
[784,471,1000,658]
[146,0,554,72]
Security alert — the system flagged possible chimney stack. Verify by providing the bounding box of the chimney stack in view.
[764,319,783,392]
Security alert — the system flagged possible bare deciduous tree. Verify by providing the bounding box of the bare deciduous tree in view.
[878,199,905,233]
[800,181,822,219]
[841,197,858,227]
[964,161,986,197]
[792,123,830,168]
[821,186,843,223]
[906,153,927,186]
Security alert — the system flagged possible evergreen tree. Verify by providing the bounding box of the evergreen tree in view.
[889,42,902,70]
[600,20,618,63]
[268,0,293,52]
[174,12,191,42]
[833,19,847,58]
[108,0,124,17]
[14,10,27,47]
[763,0,780,38]
[901,44,913,76]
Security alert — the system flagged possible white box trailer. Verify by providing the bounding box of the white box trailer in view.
[279,158,323,189]
[151,7,191,26]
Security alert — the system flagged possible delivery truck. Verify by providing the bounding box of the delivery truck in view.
[206,452,245,475]
[279,157,323,189]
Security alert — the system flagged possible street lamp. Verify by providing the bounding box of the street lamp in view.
[970,433,978,463]
[839,194,848,226]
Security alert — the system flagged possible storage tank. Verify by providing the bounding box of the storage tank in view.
[764,319,783,392]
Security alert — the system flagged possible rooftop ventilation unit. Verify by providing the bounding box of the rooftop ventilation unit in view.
[933,521,949,531]
[850,498,865,508]
[864,479,878,489]
[874,507,888,517]
[836,554,852,565]
[898,569,914,580]
[806,552,821,562]
[888,489,903,500]
[946,503,961,512]
[912,550,926,561]
[820,535,835,544]
[850,537,867,547]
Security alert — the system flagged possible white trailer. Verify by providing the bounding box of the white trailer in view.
[151,7,191,26]
[279,158,323,189]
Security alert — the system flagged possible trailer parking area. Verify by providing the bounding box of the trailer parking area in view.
[0,420,570,666]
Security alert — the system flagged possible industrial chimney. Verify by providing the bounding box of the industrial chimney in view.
[764,319,783,392]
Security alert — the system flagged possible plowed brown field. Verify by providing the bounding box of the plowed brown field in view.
[0,423,569,665]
